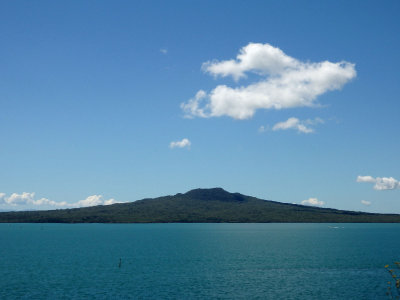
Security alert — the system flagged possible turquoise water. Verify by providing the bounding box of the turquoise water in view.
[0,223,399,299]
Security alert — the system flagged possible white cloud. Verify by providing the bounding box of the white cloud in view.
[0,192,66,207]
[0,192,122,210]
[169,138,191,149]
[361,200,371,206]
[301,197,325,207]
[357,175,400,190]
[258,125,268,133]
[272,117,323,133]
[202,43,298,81]
[356,175,375,183]
[181,90,208,119]
[181,43,356,120]
[74,195,119,207]
[160,48,168,54]
[3,192,35,205]
[104,198,118,205]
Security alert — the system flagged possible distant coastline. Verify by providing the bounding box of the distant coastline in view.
[1,188,399,223]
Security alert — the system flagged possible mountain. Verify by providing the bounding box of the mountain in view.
[0,188,399,223]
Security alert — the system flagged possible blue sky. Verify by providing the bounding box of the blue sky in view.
[1,0,399,213]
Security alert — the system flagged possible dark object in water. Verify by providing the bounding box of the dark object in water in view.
[119,258,122,268]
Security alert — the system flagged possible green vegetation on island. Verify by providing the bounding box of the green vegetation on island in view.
[0,188,399,223]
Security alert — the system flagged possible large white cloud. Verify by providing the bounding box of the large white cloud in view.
[301,197,325,207]
[0,192,122,210]
[357,176,400,190]
[181,43,356,120]
[169,138,191,149]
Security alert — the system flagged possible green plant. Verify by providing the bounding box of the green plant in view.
[386,262,400,299]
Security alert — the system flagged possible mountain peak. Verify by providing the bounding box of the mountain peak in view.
[185,187,227,194]
[184,188,246,202]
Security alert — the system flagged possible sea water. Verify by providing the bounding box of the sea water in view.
[0,223,399,299]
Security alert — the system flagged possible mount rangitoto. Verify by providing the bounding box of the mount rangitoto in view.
[1,188,399,223]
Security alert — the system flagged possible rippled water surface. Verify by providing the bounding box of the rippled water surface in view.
[1,223,399,299]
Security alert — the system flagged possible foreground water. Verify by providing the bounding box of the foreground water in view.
[0,223,399,299]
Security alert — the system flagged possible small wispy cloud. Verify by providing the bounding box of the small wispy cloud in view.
[357,175,400,190]
[271,117,324,134]
[361,200,371,206]
[160,48,168,54]
[169,138,191,149]
[258,125,268,133]
[301,197,324,207]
